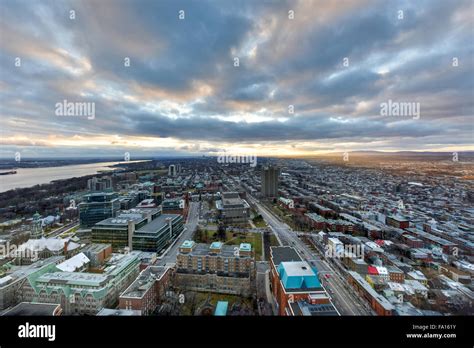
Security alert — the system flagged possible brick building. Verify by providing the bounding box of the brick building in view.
[119,266,171,315]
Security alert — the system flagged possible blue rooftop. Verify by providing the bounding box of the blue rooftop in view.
[214,301,228,316]
[181,240,195,248]
[210,241,223,249]
[278,261,321,290]
[239,243,252,251]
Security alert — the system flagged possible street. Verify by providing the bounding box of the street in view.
[157,201,200,266]
[247,194,373,316]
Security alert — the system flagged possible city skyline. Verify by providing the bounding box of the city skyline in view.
[0,0,473,159]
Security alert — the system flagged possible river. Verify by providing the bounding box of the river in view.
[0,161,131,193]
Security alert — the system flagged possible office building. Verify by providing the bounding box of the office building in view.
[168,164,177,177]
[215,192,250,224]
[261,166,279,197]
[78,192,120,228]
[162,198,185,214]
[87,176,113,192]
[92,208,183,253]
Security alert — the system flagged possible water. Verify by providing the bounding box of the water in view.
[0,161,128,192]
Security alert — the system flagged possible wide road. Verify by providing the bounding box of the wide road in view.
[157,201,200,266]
[247,195,373,316]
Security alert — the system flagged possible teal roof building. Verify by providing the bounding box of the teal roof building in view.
[277,261,321,290]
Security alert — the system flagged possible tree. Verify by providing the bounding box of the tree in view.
[217,224,226,240]
[195,226,203,242]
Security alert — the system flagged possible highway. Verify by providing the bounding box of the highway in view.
[157,201,200,266]
[247,194,373,316]
[46,221,79,238]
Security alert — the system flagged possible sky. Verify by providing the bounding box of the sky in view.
[0,0,473,159]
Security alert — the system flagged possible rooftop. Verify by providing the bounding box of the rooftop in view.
[214,301,228,316]
[56,253,90,272]
[181,240,195,249]
[278,261,321,291]
[37,271,109,287]
[97,308,142,316]
[136,214,181,234]
[121,266,169,299]
[2,302,61,316]
[239,243,251,252]
[179,243,251,258]
[348,271,394,311]
[291,301,339,316]
[270,246,302,267]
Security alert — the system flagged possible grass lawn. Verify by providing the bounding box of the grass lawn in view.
[253,218,267,228]
[180,291,254,315]
[269,234,280,246]
[194,229,263,261]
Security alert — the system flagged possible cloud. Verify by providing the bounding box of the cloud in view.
[0,0,472,157]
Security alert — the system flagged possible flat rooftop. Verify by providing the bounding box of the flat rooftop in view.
[95,216,143,227]
[37,271,109,287]
[82,243,111,253]
[180,243,250,258]
[214,301,228,316]
[218,192,249,209]
[97,308,141,316]
[121,266,169,299]
[2,302,61,316]
[291,301,339,316]
[270,246,302,267]
[136,214,181,234]
[181,240,195,248]
[281,261,315,277]
[0,256,64,287]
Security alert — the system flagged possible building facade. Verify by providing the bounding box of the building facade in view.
[119,266,171,315]
[215,192,250,224]
[269,246,333,316]
[175,241,255,296]
[91,208,183,253]
[19,252,141,315]
[261,166,279,197]
[79,192,120,228]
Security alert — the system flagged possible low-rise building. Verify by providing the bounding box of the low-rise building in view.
[18,252,141,315]
[269,246,334,316]
[2,302,63,316]
[82,243,112,268]
[215,192,250,224]
[119,266,171,315]
[348,271,394,316]
[0,257,64,310]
